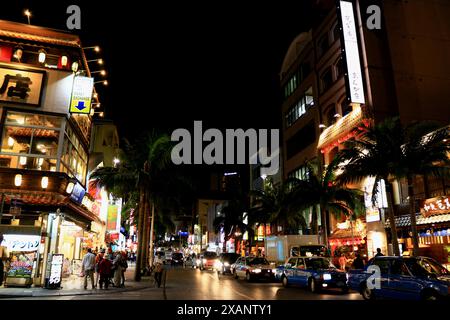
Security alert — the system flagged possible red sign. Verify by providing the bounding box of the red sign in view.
[421,196,450,217]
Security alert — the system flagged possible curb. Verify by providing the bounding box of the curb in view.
[0,280,156,299]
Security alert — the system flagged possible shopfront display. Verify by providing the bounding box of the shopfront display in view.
[5,251,36,287]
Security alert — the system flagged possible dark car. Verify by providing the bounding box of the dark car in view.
[348,256,450,300]
[216,253,240,275]
[171,252,184,266]
[276,256,348,293]
[199,251,218,271]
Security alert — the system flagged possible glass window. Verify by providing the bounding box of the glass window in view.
[333,23,341,43]
[326,105,336,126]
[249,258,269,265]
[372,259,390,274]
[304,258,331,270]
[60,123,88,185]
[287,258,297,267]
[335,57,345,79]
[318,34,330,57]
[321,68,333,93]
[297,258,306,269]
[390,260,410,276]
[341,100,353,117]
[285,87,315,128]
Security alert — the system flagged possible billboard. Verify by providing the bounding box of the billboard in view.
[69,75,94,114]
[107,204,119,232]
[339,0,366,104]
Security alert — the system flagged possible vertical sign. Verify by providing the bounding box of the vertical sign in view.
[69,76,94,114]
[107,205,119,231]
[339,0,366,104]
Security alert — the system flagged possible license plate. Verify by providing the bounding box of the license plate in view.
[336,281,344,287]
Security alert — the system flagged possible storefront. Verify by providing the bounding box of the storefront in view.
[328,218,368,268]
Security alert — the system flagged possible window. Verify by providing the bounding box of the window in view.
[297,258,306,269]
[325,105,337,126]
[318,34,330,57]
[285,87,315,127]
[390,260,410,276]
[60,123,88,185]
[287,258,297,267]
[283,64,312,100]
[372,259,390,274]
[286,121,316,159]
[333,23,341,43]
[288,166,309,181]
[320,68,333,93]
[341,100,353,116]
[335,57,345,79]
[0,111,62,172]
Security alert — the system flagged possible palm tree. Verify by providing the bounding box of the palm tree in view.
[91,131,174,280]
[338,118,449,256]
[249,179,307,235]
[289,160,365,246]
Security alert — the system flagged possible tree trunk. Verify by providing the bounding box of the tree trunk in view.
[385,180,401,256]
[321,207,328,247]
[408,175,420,256]
[141,192,150,271]
[149,202,156,267]
[134,184,145,281]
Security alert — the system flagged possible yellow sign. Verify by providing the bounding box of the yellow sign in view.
[69,76,94,114]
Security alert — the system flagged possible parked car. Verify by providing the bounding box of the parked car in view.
[276,256,348,293]
[171,252,184,266]
[198,251,218,271]
[348,256,450,300]
[231,256,276,281]
[215,253,241,275]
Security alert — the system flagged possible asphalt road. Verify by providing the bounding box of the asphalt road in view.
[9,266,362,300]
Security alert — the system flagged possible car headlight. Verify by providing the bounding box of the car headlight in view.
[224,262,230,267]
[323,273,332,280]
[252,268,262,273]
[272,269,277,273]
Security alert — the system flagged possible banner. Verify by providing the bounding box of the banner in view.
[107,205,119,231]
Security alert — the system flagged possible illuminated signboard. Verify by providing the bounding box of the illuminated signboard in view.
[0,64,46,106]
[47,254,64,288]
[69,76,94,114]
[70,182,86,204]
[339,1,366,104]
[421,196,450,217]
[2,235,40,252]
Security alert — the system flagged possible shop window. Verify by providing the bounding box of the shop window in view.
[320,68,333,93]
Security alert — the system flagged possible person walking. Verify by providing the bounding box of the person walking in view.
[0,234,7,287]
[81,248,96,290]
[375,248,384,257]
[98,255,112,289]
[94,249,104,288]
[154,260,163,288]
[338,253,347,271]
[352,252,365,269]
[120,251,128,287]
[113,251,123,288]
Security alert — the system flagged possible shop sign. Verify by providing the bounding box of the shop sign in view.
[69,75,94,114]
[6,251,36,278]
[106,205,119,232]
[0,64,46,106]
[2,235,40,252]
[338,1,365,104]
[47,254,64,288]
[421,196,450,217]
[70,183,86,204]
[90,221,103,234]
[82,196,100,216]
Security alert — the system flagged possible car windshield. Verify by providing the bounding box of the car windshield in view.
[203,252,217,259]
[304,258,332,270]
[172,253,183,259]
[221,253,240,263]
[292,246,329,257]
[408,258,450,277]
[249,258,269,266]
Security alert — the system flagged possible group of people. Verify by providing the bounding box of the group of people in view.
[338,248,384,271]
[81,248,128,290]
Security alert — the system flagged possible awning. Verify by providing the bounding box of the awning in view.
[385,213,450,228]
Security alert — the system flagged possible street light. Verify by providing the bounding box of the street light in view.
[24,9,31,24]
[91,70,106,76]
[83,46,100,52]
[87,58,103,65]
[94,80,108,85]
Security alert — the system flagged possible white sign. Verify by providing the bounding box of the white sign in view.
[2,234,40,252]
[340,1,366,104]
[49,254,64,285]
[69,76,94,114]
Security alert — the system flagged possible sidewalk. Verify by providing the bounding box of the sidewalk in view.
[0,263,155,298]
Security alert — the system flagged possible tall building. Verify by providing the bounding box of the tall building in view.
[0,20,106,287]
[280,1,450,260]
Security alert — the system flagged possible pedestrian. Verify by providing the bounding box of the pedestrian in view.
[0,234,7,287]
[95,249,105,288]
[338,253,347,271]
[154,261,163,288]
[352,252,365,269]
[120,251,128,287]
[113,251,123,288]
[375,248,384,257]
[81,248,96,290]
[98,255,112,289]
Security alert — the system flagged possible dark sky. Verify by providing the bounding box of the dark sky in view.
[1,1,323,141]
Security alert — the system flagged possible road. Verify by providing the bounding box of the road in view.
[9,266,362,300]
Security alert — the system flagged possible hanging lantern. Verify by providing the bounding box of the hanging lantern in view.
[71,61,79,72]
[38,49,46,64]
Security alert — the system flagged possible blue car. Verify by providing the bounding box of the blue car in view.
[276,256,349,293]
[347,256,450,300]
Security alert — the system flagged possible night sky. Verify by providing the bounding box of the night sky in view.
[0,1,325,141]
